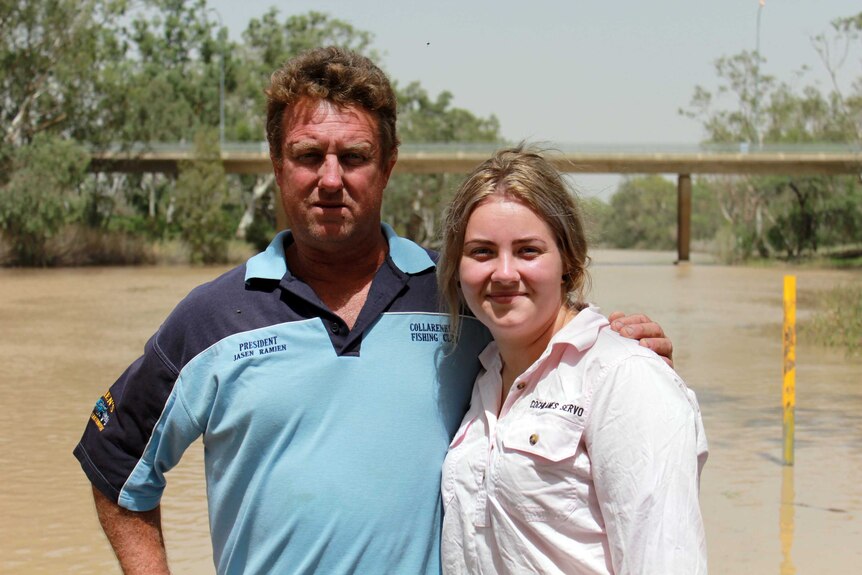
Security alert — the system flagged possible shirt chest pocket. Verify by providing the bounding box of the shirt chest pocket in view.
[494,414,586,523]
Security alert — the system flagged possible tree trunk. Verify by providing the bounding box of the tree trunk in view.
[236,174,274,239]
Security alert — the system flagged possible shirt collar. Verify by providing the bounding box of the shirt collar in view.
[476,305,609,376]
[548,305,609,351]
[244,223,435,282]
[381,222,436,274]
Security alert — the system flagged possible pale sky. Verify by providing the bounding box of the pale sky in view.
[208,0,860,196]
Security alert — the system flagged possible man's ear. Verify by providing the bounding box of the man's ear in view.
[382,149,398,184]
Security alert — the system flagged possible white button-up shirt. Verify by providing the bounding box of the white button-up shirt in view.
[441,307,708,574]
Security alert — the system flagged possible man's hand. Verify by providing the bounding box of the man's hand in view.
[609,311,674,368]
[93,487,170,575]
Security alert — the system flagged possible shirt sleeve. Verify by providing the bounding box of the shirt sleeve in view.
[72,328,207,511]
[585,355,708,575]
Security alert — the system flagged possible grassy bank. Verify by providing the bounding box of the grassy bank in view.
[800,283,862,358]
[0,226,255,267]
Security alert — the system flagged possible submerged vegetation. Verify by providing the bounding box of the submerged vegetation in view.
[800,284,862,357]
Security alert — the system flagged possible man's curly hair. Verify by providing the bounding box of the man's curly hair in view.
[266,46,399,165]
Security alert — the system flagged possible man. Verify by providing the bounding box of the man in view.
[74,47,673,574]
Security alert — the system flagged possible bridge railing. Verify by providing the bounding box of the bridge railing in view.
[88,142,862,262]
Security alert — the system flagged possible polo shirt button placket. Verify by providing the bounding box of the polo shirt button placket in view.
[330,321,340,334]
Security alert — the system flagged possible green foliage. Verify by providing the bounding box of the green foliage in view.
[601,176,678,249]
[384,82,502,247]
[0,133,90,265]
[0,0,126,157]
[397,83,500,143]
[242,9,376,69]
[690,179,722,243]
[233,9,377,143]
[591,176,721,251]
[99,0,224,145]
[579,196,613,247]
[800,283,862,357]
[816,177,862,248]
[0,1,508,263]
[0,2,525,265]
[174,129,234,263]
[244,206,278,253]
[680,52,773,146]
[760,176,862,258]
[696,172,861,262]
[681,12,862,261]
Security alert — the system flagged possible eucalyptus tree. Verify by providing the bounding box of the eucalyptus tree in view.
[174,128,234,263]
[681,12,862,260]
[0,0,125,152]
[65,0,243,256]
[0,0,127,264]
[1,1,507,263]
[386,82,502,247]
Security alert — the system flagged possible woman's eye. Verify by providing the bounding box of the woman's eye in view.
[468,247,493,258]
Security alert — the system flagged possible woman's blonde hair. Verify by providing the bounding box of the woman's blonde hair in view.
[438,145,591,339]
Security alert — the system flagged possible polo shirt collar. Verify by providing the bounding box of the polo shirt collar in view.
[244,230,290,281]
[382,223,436,274]
[244,223,435,282]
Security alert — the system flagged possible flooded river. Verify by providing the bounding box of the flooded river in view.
[1,251,860,574]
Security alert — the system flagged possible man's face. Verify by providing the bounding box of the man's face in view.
[273,97,396,252]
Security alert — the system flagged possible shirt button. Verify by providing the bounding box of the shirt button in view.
[529,433,539,446]
[516,382,526,390]
[330,322,340,334]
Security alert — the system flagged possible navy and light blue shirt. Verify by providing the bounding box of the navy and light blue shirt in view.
[74,225,490,575]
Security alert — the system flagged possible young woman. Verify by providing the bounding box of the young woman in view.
[438,147,708,574]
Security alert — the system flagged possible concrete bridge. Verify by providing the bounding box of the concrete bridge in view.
[89,143,862,262]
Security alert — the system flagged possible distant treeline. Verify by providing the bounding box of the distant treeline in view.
[1,2,860,266]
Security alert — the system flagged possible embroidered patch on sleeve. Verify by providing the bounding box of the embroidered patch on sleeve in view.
[89,391,115,431]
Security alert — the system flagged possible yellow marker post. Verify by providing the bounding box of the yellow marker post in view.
[782,275,796,466]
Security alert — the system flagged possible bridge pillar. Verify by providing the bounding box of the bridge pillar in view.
[677,174,692,262]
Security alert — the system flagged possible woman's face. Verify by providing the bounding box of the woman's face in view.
[458,196,566,343]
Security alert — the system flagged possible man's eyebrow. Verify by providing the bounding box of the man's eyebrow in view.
[285,141,375,155]
[286,141,321,154]
[341,142,375,154]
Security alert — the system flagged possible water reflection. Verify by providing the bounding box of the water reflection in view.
[780,465,796,575]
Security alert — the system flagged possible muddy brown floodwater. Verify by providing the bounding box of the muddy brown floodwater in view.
[1,251,860,574]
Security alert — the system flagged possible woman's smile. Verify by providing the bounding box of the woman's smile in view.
[458,196,566,345]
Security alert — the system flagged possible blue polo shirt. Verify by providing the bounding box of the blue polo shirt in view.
[74,225,490,575]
